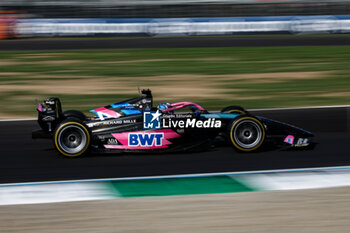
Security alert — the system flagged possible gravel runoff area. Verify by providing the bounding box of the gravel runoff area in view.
[1,186,350,233]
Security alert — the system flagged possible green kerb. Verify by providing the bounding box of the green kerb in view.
[108,176,254,197]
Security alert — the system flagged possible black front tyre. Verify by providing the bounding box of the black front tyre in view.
[54,118,90,157]
[228,115,265,152]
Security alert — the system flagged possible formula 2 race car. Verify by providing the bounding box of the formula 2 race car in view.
[32,89,313,157]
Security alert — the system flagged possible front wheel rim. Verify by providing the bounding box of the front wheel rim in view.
[233,120,263,149]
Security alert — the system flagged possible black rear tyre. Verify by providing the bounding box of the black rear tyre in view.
[63,110,86,121]
[54,118,90,157]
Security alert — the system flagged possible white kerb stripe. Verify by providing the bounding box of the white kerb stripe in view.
[0,182,117,206]
[236,171,350,191]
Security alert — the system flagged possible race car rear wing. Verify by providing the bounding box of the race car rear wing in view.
[35,97,63,136]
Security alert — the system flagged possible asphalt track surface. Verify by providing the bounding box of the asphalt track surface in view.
[1,107,349,184]
[1,35,350,50]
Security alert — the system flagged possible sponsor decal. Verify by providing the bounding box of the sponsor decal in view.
[143,110,161,129]
[284,135,295,145]
[284,135,309,147]
[87,119,136,127]
[295,138,309,147]
[104,129,181,150]
[107,138,118,145]
[122,119,136,124]
[103,119,136,125]
[128,133,164,147]
[104,120,123,125]
[87,122,102,127]
[44,100,55,105]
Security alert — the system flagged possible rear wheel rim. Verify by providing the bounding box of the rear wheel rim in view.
[233,120,262,149]
[57,125,87,154]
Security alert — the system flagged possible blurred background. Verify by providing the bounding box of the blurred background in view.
[2,0,350,19]
[1,0,350,37]
[0,0,350,118]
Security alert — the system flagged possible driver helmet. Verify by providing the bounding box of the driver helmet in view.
[157,102,171,111]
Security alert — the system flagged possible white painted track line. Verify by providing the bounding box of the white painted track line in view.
[0,118,36,122]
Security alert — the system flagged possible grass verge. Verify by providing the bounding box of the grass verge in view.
[1,46,350,118]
